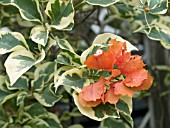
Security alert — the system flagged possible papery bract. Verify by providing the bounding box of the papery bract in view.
[79,92,102,107]
[78,77,105,107]
[118,55,146,75]
[113,82,134,97]
[104,87,120,104]
[133,74,153,91]
[123,69,148,87]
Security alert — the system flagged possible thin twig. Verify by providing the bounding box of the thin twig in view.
[75,9,96,26]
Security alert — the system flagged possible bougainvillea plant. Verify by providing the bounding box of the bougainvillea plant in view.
[55,33,153,124]
[0,0,169,127]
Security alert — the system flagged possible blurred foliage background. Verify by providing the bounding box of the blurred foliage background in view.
[0,0,170,128]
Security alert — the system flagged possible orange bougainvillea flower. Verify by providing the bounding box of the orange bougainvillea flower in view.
[104,86,120,104]
[113,81,134,97]
[78,77,105,107]
[84,39,125,71]
[133,74,153,91]
[79,38,153,108]
[118,55,146,75]
[84,49,114,71]
[123,69,148,87]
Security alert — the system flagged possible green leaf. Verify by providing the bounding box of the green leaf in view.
[92,103,119,119]
[55,68,90,93]
[45,0,74,30]
[56,52,72,66]
[30,25,49,46]
[60,108,82,121]
[7,76,29,91]
[68,124,83,128]
[17,91,28,106]
[149,0,168,14]
[5,49,45,85]
[33,85,62,107]
[116,100,130,115]
[120,96,132,114]
[120,112,133,128]
[142,26,170,49]
[54,66,73,88]
[100,118,129,128]
[148,0,159,9]
[34,62,57,84]
[84,0,120,7]
[73,92,119,121]
[27,118,49,128]
[0,76,19,104]
[0,0,43,22]
[140,0,147,5]
[0,31,29,54]
[25,103,47,117]
[43,113,63,128]
[31,75,45,92]
[57,39,75,53]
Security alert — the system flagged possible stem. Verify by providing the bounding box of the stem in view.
[75,9,96,26]
[144,10,151,30]
[75,0,86,9]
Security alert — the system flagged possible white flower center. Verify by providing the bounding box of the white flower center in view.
[94,49,104,56]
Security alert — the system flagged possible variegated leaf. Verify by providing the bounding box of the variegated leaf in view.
[72,91,133,121]
[57,39,81,66]
[45,0,74,30]
[85,0,120,7]
[45,37,56,51]
[68,124,83,128]
[33,85,62,107]
[100,118,130,128]
[149,0,168,14]
[30,25,49,46]
[139,26,170,49]
[54,68,90,93]
[120,96,132,114]
[0,31,29,54]
[25,103,47,117]
[44,112,63,128]
[31,75,45,92]
[0,0,43,22]
[140,0,147,5]
[54,66,73,83]
[7,76,29,91]
[81,33,138,64]
[17,91,29,106]
[57,39,75,53]
[120,112,133,128]
[148,0,159,9]
[5,49,45,85]
[0,76,19,104]
[56,52,73,66]
[73,92,119,121]
[34,62,57,84]
[116,100,131,115]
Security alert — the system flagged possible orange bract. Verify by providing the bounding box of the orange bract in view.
[78,92,102,107]
[113,81,134,97]
[78,77,105,107]
[118,55,146,75]
[84,50,115,71]
[82,76,105,101]
[133,74,153,91]
[123,69,148,87]
[79,38,153,107]
[104,87,120,104]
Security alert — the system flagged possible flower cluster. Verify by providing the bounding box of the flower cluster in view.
[78,39,153,107]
